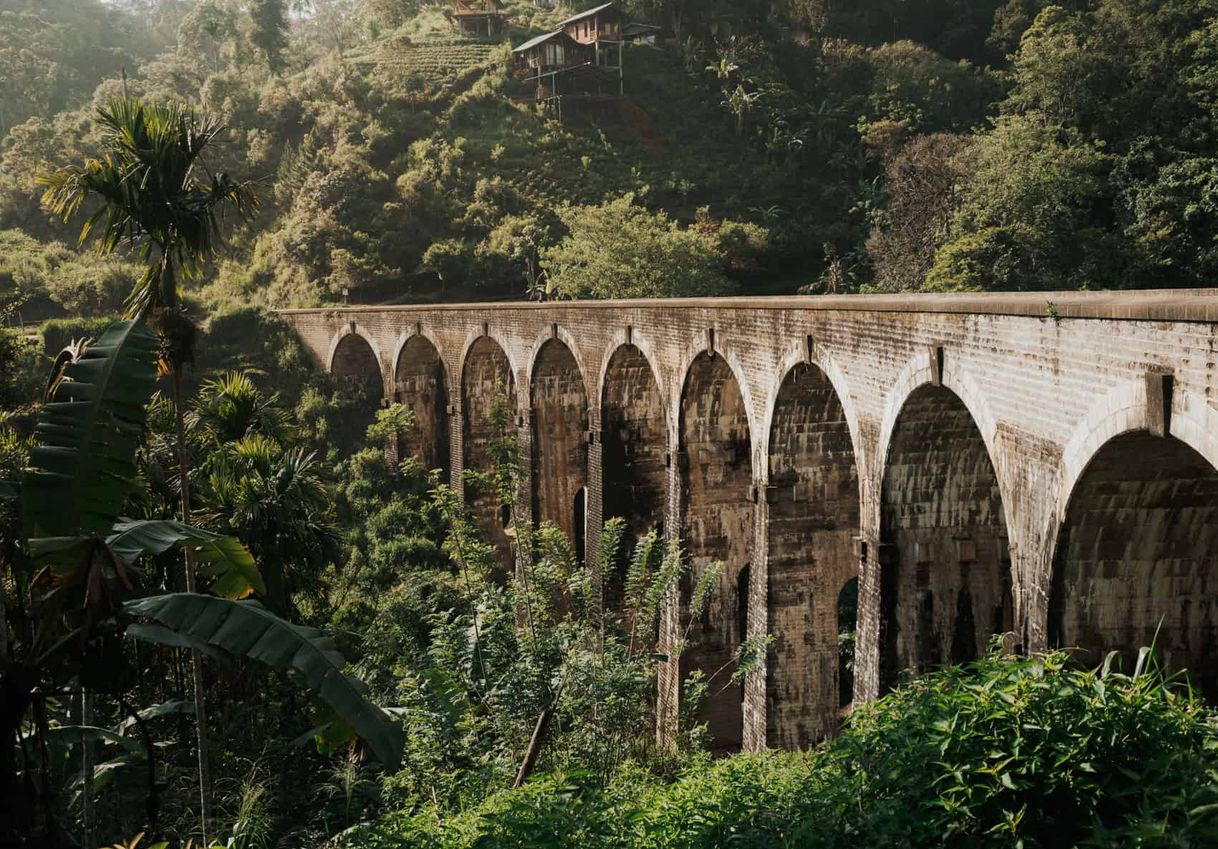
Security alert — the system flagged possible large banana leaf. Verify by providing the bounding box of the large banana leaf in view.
[107,519,266,599]
[124,593,403,769]
[23,320,158,538]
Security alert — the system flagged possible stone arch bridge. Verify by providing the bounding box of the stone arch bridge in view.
[281,290,1218,753]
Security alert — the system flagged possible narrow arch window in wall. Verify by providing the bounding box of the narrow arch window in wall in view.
[737,562,751,703]
[573,486,587,566]
[837,577,858,710]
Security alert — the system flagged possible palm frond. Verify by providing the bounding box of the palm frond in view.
[125,593,403,769]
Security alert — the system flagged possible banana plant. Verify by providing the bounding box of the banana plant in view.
[0,320,401,846]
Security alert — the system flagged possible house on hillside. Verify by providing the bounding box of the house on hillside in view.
[622,22,661,44]
[559,2,623,64]
[512,2,631,108]
[451,0,504,37]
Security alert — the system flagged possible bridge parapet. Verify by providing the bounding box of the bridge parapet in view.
[281,290,1218,752]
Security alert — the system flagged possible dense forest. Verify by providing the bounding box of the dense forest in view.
[4,0,1218,320]
[4,1,1218,848]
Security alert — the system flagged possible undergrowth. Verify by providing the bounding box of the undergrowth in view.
[353,650,1218,848]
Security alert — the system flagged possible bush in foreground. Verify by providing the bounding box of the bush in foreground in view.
[353,650,1218,848]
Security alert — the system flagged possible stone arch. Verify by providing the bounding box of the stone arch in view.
[1049,426,1218,699]
[393,334,450,476]
[875,354,1003,499]
[878,383,1014,692]
[679,351,753,754]
[595,327,669,425]
[601,343,669,610]
[765,361,860,749]
[530,338,590,552]
[671,337,761,472]
[329,330,385,442]
[758,343,863,469]
[462,335,518,573]
[526,324,594,405]
[329,329,384,398]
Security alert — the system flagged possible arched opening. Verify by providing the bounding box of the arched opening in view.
[394,336,450,476]
[837,577,858,710]
[1050,431,1218,698]
[879,384,1013,693]
[462,337,517,574]
[573,487,587,567]
[330,333,383,443]
[530,339,589,556]
[679,352,752,754]
[765,362,860,748]
[601,344,667,609]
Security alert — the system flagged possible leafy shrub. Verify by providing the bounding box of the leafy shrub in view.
[353,650,1218,848]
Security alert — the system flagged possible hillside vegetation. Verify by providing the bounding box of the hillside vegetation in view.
[4,0,1218,325]
[356,651,1218,849]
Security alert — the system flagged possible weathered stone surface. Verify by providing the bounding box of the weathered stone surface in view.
[283,290,1218,751]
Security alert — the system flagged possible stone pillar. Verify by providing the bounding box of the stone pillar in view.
[742,477,769,752]
[515,405,534,579]
[853,471,883,703]
[449,401,464,496]
[656,427,682,748]
[586,420,604,593]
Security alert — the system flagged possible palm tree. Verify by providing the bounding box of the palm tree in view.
[40,96,258,842]
[2,320,401,845]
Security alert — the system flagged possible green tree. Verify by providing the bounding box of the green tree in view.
[39,96,257,839]
[0,321,400,845]
[541,196,736,300]
[250,0,290,72]
[926,116,1120,292]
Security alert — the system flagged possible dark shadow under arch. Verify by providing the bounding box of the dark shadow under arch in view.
[601,344,667,610]
[462,336,517,574]
[1050,431,1218,698]
[765,362,860,748]
[530,339,589,553]
[679,352,752,754]
[878,384,1013,693]
[394,336,450,477]
[330,333,383,444]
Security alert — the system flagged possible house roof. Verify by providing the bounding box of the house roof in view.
[513,29,566,53]
[558,3,617,28]
[622,22,661,34]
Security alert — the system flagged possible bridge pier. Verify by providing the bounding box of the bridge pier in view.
[289,290,1218,750]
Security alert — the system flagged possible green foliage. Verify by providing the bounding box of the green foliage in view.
[22,319,159,539]
[927,116,1119,292]
[106,519,266,600]
[354,650,1218,848]
[0,228,135,319]
[541,195,740,300]
[40,96,259,318]
[125,593,404,770]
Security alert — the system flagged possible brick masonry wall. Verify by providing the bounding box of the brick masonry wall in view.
[288,291,1218,751]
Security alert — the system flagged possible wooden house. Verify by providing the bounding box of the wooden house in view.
[559,2,623,67]
[452,0,504,37]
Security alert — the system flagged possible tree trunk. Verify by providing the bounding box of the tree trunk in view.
[173,365,213,843]
[513,677,566,788]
